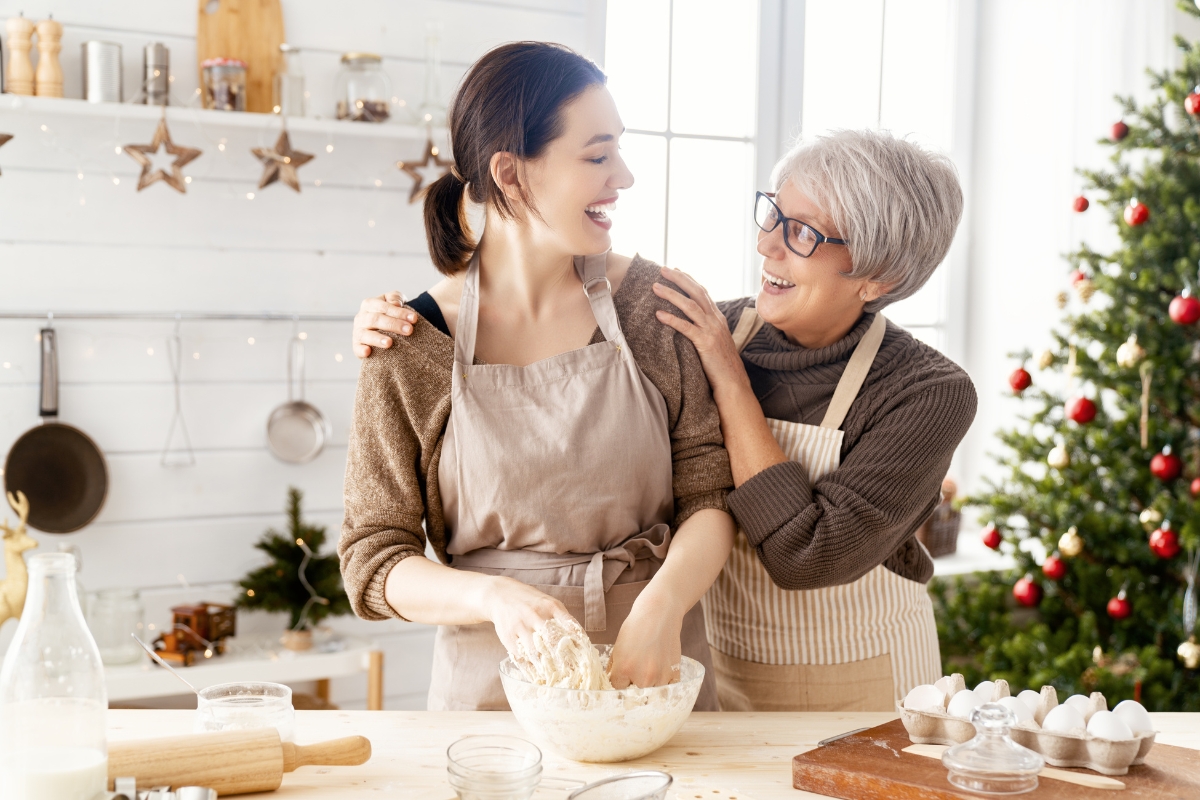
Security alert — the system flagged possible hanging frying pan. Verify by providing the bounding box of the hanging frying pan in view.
[4,328,109,533]
[266,335,330,464]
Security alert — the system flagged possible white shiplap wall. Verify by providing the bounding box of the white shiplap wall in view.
[0,0,593,710]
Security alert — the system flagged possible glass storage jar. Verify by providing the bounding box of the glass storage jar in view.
[0,553,108,800]
[335,52,390,122]
[88,588,144,665]
[273,43,306,116]
[201,57,246,111]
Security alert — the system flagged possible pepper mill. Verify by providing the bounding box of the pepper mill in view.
[4,15,34,96]
[35,17,62,97]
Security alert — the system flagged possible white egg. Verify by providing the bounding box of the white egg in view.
[973,680,996,703]
[1086,710,1134,741]
[1042,704,1086,734]
[1112,700,1154,734]
[948,689,980,719]
[1017,690,1042,712]
[998,696,1034,724]
[1064,694,1091,715]
[934,675,957,696]
[904,684,946,712]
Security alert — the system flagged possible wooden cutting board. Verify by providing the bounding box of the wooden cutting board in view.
[196,0,284,113]
[793,719,1200,799]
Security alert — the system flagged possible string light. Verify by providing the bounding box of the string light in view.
[246,192,255,200]
[192,352,200,359]
[247,337,255,345]
[334,353,343,362]
[325,144,334,153]
[112,177,120,185]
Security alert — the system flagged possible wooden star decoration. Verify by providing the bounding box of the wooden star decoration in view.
[123,119,202,193]
[251,131,314,193]
[0,133,13,177]
[397,136,454,203]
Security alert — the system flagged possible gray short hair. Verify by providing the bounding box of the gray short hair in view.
[772,129,963,312]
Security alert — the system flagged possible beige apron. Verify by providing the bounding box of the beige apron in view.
[428,251,719,711]
[703,309,941,712]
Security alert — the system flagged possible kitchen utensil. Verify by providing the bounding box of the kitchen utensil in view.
[447,735,542,800]
[82,41,123,102]
[335,53,390,121]
[273,43,305,116]
[567,772,673,800]
[4,16,34,95]
[905,743,1124,791]
[34,18,62,97]
[161,325,195,467]
[195,0,284,114]
[107,729,370,796]
[90,589,144,665]
[941,704,1043,794]
[200,57,245,110]
[194,681,295,741]
[498,645,702,762]
[792,719,1200,800]
[143,42,170,105]
[4,328,109,533]
[266,335,330,464]
[132,634,199,696]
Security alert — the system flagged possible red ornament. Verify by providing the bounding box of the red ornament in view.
[1042,553,1067,581]
[1013,574,1042,607]
[1190,476,1200,496]
[1072,196,1089,212]
[981,523,1002,550]
[1149,526,1181,559]
[1008,367,1032,394]
[1151,447,1182,481]
[1111,121,1130,141]
[1187,92,1200,116]
[1065,396,1097,424]
[1107,591,1132,620]
[1124,200,1149,226]
[1069,269,1088,286]
[1169,294,1200,325]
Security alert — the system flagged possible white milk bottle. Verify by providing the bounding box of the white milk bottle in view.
[0,552,108,800]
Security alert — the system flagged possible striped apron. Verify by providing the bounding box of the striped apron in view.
[703,308,941,712]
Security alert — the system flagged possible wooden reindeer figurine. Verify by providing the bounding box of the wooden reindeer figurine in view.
[0,491,39,629]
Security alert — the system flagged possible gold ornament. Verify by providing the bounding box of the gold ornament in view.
[251,130,314,193]
[1139,507,1163,533]
[1074,277,1096,303]
[1056,291,1069,309]
[0,491,38,629]
[0,133,12,176]
[397,135,454,204]
[122,118,201,193]
[1116,334,1146,369]
[1048,444,1070,469]
[1036,349,1055,370]
[1180,635,1200,669]
[1058,526,1083,557]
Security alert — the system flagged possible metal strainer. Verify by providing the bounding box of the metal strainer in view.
[566,771,673,800]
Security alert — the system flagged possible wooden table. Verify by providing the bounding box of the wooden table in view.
[107,710,1200,799]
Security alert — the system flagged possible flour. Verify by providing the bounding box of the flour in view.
[511,618,613,691]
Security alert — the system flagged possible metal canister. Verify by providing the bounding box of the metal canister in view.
[81,41,122,103]
[143,42,169,105]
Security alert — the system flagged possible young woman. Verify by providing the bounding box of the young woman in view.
[338,42,735,711]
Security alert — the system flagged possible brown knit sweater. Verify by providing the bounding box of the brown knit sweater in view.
[718,298,977,588]
[339,257,734,622]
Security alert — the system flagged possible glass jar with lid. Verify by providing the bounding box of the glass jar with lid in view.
[88,588,145,665]
[273,43,306,117]
[201,57,246,111]
[335,52,391,122]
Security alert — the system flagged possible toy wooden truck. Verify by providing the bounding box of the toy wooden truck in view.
[152,602,237,666]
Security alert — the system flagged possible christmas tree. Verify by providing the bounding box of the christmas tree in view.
[935,0,1200,712]
[237,487,351,629]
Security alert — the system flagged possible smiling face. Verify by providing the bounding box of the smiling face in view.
[755,180,882,346]
[513,85,633,256]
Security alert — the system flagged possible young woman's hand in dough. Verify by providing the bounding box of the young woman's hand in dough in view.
[353,292,417,358]
[607,599,683,689]
[485,576,574,659]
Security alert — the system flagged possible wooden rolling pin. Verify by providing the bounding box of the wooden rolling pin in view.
[108,729,371,796]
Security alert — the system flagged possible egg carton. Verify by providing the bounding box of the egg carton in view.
[897,674,1156,776]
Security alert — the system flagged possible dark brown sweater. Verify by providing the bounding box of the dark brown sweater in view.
[339,257,734,622]
[718,298,977,588]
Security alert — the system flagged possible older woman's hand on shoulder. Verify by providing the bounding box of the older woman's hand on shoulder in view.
[352,291,417,358]
[653,268,752,399]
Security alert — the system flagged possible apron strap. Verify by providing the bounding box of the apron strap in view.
[575,251,626,348]
[819,313,887,430]
[731,306,766,354]
[454,252,483,369]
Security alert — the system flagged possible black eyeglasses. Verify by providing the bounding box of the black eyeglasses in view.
[753,192,847,258]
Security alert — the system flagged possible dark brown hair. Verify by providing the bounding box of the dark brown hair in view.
[424,42,607,274]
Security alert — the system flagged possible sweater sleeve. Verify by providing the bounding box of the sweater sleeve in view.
[726,373,976,589]
[338,340,436,621]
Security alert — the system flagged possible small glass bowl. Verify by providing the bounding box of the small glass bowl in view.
[447,735,543,800]
[194,681,295,742]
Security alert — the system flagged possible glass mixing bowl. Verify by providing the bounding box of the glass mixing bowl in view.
[498,645,703,762]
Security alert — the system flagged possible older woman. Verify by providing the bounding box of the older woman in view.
[352,129,975,712]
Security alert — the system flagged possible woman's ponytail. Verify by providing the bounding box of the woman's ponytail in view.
[424,169,474,275]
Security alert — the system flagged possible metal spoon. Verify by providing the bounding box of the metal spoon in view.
[132,633,200,696]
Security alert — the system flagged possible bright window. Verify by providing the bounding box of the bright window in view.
[605,0,761,301]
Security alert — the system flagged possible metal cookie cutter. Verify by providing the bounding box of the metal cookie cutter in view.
[108,779,217,800]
